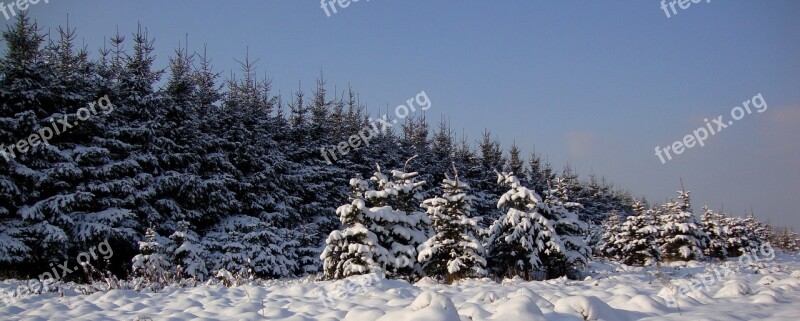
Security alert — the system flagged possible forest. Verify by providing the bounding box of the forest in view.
[1,15,797,287]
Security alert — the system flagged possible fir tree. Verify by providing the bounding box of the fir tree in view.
[539,176,591,278]
[168,220,208,281]
[618,202,659,266]
[505,142,525,184]
[775,228,799,253]
[202,215,297,279]
[132,228,173,288]
[364,164,430,279]
[597,210,624,260]
[724,215,753,257]
[417,167,487,282]
[657,191,706,261]
[486,172,552,279]
[321,178,388,279]
[700,206,728,260]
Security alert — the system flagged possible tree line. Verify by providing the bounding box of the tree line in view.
[2,15,794,284]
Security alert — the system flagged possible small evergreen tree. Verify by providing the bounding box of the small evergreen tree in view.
[486,172,551,279]
[539,177,591,278]
[618,202,659,266]
[657,191,706,261]
[724,215,754,257]
[743,214,768,250]
[597,210,624,260]
[774,228,800,253]
[202,215,297,279]
[700,206,728,260]
[321,178,388,279]
[132,228,172,289]
[365,164,430,279]
[417,167,487,282]
[168,220,208,281]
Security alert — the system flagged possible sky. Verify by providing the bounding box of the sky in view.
[4,0,799,229]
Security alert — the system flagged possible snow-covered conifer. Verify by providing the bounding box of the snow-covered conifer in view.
[657,191,706,261]
[364,164,430,279]
[486,172,552,279]
[701,206,728,260]
[539,177,591,278]
[321,178,388,279]
[597,210,624,260]
[168,220,208,281]
[418,168,487,282]
[618,202,659,266]
[132,228,172,288]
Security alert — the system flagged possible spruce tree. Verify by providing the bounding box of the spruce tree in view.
[723,215,752,257]
[657,191,706,261]
[486,172,552,279]
[701,206,728,260]
[539,176,591,278]
[474,130,505,225]
[618,202,659,266]
[168,220,208,281]
[202,215,297,279]
[418,168,487,282]
[364,164,430,279]
[505,142,525,184]
[321,178,388,279]
[597,210,624,260]
[132,228,172,288]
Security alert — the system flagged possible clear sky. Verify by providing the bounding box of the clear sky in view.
[6,1,799,229]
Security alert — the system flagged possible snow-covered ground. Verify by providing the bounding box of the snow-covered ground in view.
[2,253,799,321]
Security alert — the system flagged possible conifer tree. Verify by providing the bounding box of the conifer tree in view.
[657,191,706,261]
[539,177,591,278]
[724,215,752,257]
[365,164,430,279]
[618,202,659,266]
[775,228,800,253]
[701,206,728,260]
[597,210,624,260]
[486,172,552,279]
[418,167,487,282]
[321,178,388,279]
[132,228,173,288]
[168,220,208,281]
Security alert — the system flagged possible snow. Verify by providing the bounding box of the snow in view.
[2,254,800,320]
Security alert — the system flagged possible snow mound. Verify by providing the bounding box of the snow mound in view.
[490,295,546,320]
[467,291,500,303]
[343,307,386,320]
[376,290,460,321]
[457,302,492,320]
[714,280,752,298]
[791,270,800,279]
[501,276,525,286]
[553,295,630,321]
[758,275,778,286]
[618,294,671,314]
[507,288,553,310]
[751,289,784,304]
[684,287,716,304]
[772,277,800,291]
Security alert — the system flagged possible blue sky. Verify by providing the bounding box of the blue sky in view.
[6,0,800,228]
